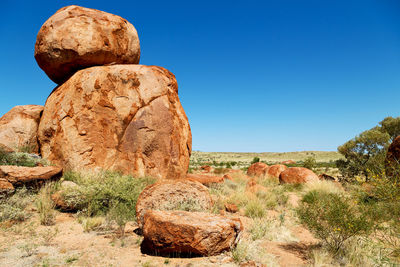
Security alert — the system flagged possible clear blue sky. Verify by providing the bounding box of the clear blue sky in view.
[1,0,399,152]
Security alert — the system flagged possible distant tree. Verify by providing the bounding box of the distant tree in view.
[250,157,260,164]
[337,116,400,181]
[303,157,316,170]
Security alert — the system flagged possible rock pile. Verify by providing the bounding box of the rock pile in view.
[0,5,192,180]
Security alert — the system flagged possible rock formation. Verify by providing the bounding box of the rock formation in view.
[135,180,213,228]
[0,165,62,192]
[279,167,319,184]
[247,162,269,177]
[267,164,288,178]
[38,65,191,179]
[35,5,140,84]
[141,210,243,256]
[0,105,43,153]
[186,173,224,186]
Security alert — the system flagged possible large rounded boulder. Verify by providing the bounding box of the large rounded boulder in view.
[247,162,269,177]
[38,65,192,179]
[267,164,288,178]
[35,5,140,84]
[279,167,319,184]
[0,105,43,153]
[135,180,213,228]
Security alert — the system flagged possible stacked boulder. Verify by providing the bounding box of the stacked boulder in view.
[32,5,192,179]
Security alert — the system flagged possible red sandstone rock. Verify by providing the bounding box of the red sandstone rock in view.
[225,203,239,213]
[223,173,233,181]
[0,105,43,153]
[0,166,62,185]
[35,5,140,84]
[0,178,14,194]
[141,210,243,256]
[200,165,212,173]
[266,164,288,178]
[186,173,224,186]
[135,180,212,228]
[38,65,191,179]
[281,160,296,165]
[247,162,269,177]
[279,167,319,184]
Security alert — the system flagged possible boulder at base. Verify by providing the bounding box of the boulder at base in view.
[0,105,43,153]
[247,162,269,177]
[0,166,62,185]
[38,65,192,179]
[385,136,400,177]
[135,180,212,228]
[141,210,243,256]
[267,164,288,178]
[35,5,140,84]
[279,167,319,184]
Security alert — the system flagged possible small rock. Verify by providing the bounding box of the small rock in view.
[247,162,269,177]
[225,203,239,213]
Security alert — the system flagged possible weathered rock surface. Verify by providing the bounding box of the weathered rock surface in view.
[279,167,319,184]
[186,173,224,186]
[135,180,212,228]
[0,105,43,153]
[225,203,238,213]
[0,166,62,185]
[267,164,288,178]
[247,162,269,177]
[386,136,400,177]
[35,5,140,84]
[281,160,296,165]
[200,165,212,173]
[38,65,192,179]
[0,178,14,194]
[141,210,243,256]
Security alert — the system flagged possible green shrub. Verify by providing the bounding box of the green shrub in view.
[303,156,316,170]
[297,190,373,254]
[63,171,155,219]
[0,187,33,222]
[250,157,260,164]
[107,201,134,237]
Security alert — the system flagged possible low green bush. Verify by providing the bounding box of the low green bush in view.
[297,190,373,254]
[63,171,155,220]
[0,187,33,222]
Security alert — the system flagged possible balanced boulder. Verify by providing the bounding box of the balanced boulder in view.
[38,65,192,179]
[267,164,288,178]
[247,162,268,177]
[135,180,212,228]
[279,167,319,184]
[0,105,43,153]
[141,210,243,256]
[35,5,140,84]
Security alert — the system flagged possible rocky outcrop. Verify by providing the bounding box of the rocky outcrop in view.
[267,164,288,178]
[225,203,238,213]
[279,167,319,184]
[281,160,296,165]
[0,178,14,194]
[35,5,140,84]
[200,165,212,173]
[135,180,212,228]
[247,162,269,177]
[386,136,400,177]
[0,105,43,153]
[0,166,62,186]
[38,65,192,179]
[141,210,243,256]
[186,173,224,186]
